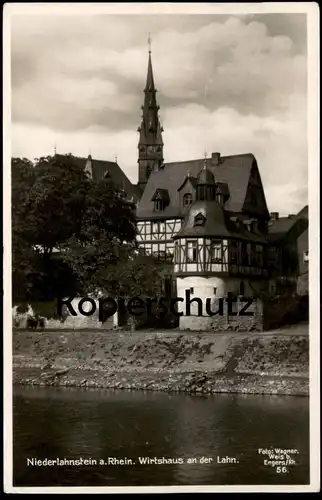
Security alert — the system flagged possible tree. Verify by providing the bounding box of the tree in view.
[12,157,38,303]
[60,177,137,293]
[11,154,166,323]
[23,154,89,256]
[11,154,89,303]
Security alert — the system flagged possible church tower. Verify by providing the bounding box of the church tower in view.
[137,35,164,191]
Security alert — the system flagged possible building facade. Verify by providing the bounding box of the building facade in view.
[135,48,277,331]
[267,206,309,296]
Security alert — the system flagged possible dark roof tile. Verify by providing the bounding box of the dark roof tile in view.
[174,200,267,242]
[56,154,141,201]
[137,153,257,219]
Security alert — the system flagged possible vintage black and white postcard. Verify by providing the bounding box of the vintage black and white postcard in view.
[3,2,320,493]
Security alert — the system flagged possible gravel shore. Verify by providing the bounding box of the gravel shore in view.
[13,327,309,396]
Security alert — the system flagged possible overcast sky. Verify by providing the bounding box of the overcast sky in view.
[11,11,308,215]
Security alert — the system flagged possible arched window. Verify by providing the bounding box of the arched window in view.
[183,193,193,207]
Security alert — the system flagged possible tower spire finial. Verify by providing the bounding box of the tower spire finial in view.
[203,150,208,169]
[148,32,151,54]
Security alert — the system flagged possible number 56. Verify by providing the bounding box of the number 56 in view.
[277,467,287,473]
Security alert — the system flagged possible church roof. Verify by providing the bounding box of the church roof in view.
[136,153,259,220]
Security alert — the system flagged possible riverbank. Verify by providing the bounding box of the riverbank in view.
[13,325,309,396]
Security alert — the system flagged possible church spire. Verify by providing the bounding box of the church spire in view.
[145,33,154,90]
[138,35,164,190]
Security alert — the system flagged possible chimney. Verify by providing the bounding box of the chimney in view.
[270,212,279,220]
[211,152,221,165]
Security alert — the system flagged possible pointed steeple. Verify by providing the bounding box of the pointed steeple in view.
[138,34,164,189]
[145,33,154,91]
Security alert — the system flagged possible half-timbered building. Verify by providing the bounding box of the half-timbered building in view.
[135,47,273,330]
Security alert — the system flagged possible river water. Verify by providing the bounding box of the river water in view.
[13,386,309,487]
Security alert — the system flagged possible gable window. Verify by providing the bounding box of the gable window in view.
[303,250,309,263]
[151,189,170,212]
[183,193,193,207]
[187,240,198,263]
[194,212,206,227]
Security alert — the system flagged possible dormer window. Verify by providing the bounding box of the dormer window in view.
[151,188,170,212]
[183,193,193,207]
[194,213,206,226]
[154,199,165,211]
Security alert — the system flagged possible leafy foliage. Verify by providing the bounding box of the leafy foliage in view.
[90,252,165,298]
[12,154,159,307]
[60,176,137,292]
[22,154,89,253]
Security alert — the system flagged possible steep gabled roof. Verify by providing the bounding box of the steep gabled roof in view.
[56,154,141,202]
[268,206,309,243]
[177,176,198,191]
[137,153,265,220]
[297,205,308,220]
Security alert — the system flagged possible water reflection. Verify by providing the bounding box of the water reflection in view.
[13,387,309,487]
